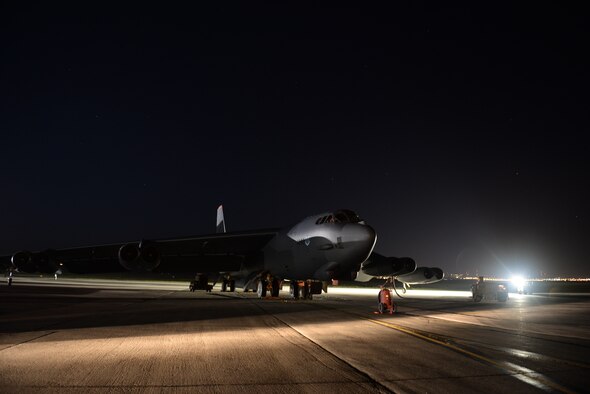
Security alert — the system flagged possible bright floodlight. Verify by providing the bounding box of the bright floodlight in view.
[511,275,526,292]
[511,276,525,287]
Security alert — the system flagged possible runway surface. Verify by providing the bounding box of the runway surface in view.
[1,278,589,393]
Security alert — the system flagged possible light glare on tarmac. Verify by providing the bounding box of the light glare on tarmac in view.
[328,287,473,298]
[14,277,476,298]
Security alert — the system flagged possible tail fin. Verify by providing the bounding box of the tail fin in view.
[216,205,226,233]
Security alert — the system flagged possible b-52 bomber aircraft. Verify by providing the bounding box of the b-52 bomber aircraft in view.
[3,207,443,299]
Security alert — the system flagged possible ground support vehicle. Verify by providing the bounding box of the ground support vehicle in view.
[472,280,508,302]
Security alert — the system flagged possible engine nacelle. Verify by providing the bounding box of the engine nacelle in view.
[118,241,161,271]
[34,249,59,274]
[11,250,60,274]
[11,251,35,273]
[397,267,444,284]
[361,256,417,277]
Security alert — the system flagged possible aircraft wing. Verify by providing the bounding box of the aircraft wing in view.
[0,255,12,270]
[4,229,280,275]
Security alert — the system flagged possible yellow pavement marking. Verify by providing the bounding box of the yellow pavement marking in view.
[365,317,577,394]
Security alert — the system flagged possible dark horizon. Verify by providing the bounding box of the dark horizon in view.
[1,3,588,277]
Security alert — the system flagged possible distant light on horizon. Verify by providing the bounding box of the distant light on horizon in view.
[511,275,526,288]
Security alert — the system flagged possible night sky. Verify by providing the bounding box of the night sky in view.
[1,3,588,277]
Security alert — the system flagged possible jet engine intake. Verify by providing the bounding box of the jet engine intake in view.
[11,251,35,273]
[118,241,161,271]
[139,240,161,269]
[397,267,444,284]
[361,256,416,277]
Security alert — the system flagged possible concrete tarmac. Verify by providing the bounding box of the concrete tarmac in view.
[1,278,589,393]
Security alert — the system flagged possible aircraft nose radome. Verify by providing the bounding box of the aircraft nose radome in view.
[344,223,376,243]
[366,225,377,247]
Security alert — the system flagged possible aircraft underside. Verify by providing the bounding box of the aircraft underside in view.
[187,270,326,300]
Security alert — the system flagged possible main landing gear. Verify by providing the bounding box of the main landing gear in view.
[255,276,323,300]
[289,280,322,300]
[257,277,281,298]
[289,281,300,299]
[189,274,236,292]
[221,278,236,292]
[189,274,212,292]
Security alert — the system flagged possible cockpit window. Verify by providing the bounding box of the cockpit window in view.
[334,209,361,223]
[316,211,361,225]
[315,215,335,224]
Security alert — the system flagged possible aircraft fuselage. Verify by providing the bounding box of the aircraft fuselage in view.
[232,211,377,287]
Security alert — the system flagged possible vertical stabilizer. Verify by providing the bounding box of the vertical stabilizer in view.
[216,205,226,233]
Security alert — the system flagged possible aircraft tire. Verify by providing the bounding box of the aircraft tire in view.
[257,280,267,298]
[290,282,300,299]
[301,282,309,300]
[221,280,227,292]
[271,279,280,297]
[230,280,235,292]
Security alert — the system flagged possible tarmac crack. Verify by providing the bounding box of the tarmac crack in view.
[0,331,57,352]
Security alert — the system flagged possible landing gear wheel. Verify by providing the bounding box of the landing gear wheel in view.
[229,280,235,292]
[271,279,280,297]
[301,282,313,300]
[290,282,300,299]
[221,280,227,292]
[301,282,309,300]
[257,280,267,298]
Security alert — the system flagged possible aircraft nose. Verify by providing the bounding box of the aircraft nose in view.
[364,224,377,247]
[343,223,377,245]
[332,223,377,266]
